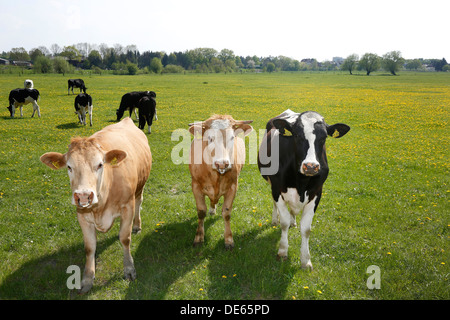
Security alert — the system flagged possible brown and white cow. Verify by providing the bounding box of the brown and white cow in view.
[40,117,152,294]
[188,115,253,249]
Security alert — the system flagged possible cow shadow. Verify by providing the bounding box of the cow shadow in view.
[0,235,117,300]
[126,217,294,299]
[56,122,80,129]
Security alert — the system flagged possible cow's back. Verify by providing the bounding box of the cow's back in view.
[93,117,151,192]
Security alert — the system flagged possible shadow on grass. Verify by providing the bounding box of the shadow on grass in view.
[55,122,80,130]
[126,217,294,299]
[0,236,117,300]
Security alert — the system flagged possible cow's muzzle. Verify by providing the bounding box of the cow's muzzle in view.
[301,162,320,176]
[214,159,231,175]
[73,190,96,208]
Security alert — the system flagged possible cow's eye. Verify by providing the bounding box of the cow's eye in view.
[97,163,103,171]
[67,165,72,172]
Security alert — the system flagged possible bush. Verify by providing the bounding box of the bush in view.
[127,63,138,75]
[162,64,185,74]
[34,56,53,74]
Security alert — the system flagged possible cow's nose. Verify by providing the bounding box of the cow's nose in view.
[301,162,320,176]
[214,160,230,174]
[73,190,94,208]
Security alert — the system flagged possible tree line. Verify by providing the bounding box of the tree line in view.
[1,43,448,75]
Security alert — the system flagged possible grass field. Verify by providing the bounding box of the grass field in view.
[0,71,448,300]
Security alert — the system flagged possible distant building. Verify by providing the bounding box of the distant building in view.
[12,61,33,68]
[0,58,10,65]
[332,57,344,66]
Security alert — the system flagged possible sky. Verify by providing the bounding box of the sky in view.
[1,0,448,61]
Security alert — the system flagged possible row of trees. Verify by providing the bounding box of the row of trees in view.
[342,52,449,75]
[2,43,448,75]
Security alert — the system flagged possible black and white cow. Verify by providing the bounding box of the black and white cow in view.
[116,91,157,122]
[138,95,156,133]
[68,79,87,95]
[8,88,41,118]
[257,109,350,270]
[74,93,93,126]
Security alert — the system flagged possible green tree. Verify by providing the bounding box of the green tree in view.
[127,62,138,75]
[382,51,405,75]
[53,57,72,75]
[149,57,163,73]
[9,47,30,61]
[405,59,422,70]
[358,53,380,75]
[266,62,275,73]
[341,54,359,75]
[60,46,81,62]
[34,56,53,73]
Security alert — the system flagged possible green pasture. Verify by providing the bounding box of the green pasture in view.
[0,72,448,300]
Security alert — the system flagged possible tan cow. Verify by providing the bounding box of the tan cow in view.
[40,117,152,294]
[188,115,253,249]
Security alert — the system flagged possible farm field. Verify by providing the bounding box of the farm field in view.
[0,71,448,300]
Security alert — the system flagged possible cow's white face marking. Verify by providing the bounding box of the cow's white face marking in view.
[300,112,323,175]
[67,151,104,208]
[206,120,234,174]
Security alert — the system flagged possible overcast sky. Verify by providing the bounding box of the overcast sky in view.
[1,0,448,61]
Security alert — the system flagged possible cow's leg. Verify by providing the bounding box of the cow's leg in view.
[134,108,139,121]
[80,107,87,125]
[119,203,136,281]
[275,195,291,260]
[77,214,97,294]
[20,106,24,117]
[154,109,158,120]
[192,182,207,246]
[88,104,93,127]
[299,198,316,270]
[271,200,278,225]
[222,184,237,250]
[33,102,41,118]
[133,192,143,234]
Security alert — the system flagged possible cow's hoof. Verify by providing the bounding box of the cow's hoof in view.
[78,280,93,295]
[301,261,313,271]
[224,243,234,251]
[132,226,141,234]
[124,267,136,281]
[276,254,288,261]
[193,241,204,247]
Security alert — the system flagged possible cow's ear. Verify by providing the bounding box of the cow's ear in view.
[272,119,294,136]
[40,152,66,170]
[105,150,127,166]
[327,123,350,138]
[188,123,204,139]
[233,120,253,137]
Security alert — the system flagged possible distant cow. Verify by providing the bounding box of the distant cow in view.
[116,91,157,122]
[258,109,350,269]
[40,117,152,294]
[24,79,34,89]
[74,93,93,126]
[68,79,87,95]
[137,96,156,133]
[8,88,41,118]
[188,115,253,249]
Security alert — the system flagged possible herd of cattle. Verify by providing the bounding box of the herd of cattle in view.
[8,77,351,294]
[7,78,157,133]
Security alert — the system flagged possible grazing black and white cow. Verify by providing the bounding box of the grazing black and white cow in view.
[68,79,87,95]
[138,95,156,133]
[258,109,350,270]
[24,79,34,89]
[116,91,157,122]
[8,88,41,118]
[74,93,93,126]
